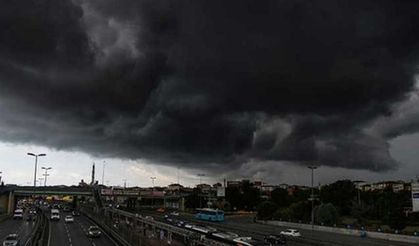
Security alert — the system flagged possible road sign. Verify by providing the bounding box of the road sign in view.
[217,187,225,197]
[412,182,419,212]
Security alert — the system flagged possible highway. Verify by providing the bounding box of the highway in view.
[140,210,418,246]
[219,215,417,246]
[0,217,34,245]
[49,212,116,246]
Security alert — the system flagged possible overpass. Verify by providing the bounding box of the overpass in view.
[0,185,94,214]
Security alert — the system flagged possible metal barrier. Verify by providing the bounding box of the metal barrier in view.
[25,209,49,246]
[81,205,230,246]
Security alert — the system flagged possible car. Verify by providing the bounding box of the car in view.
[72,211,80,216]
[2,234,19,246]
[63,207,71,212]
[144,216,154,220]
[64,215,74,223]
[87,226,101,238]
[13,209,23,220]
[176,220,185,227]
[264,235,287,245]
[184,223,193,229]
[50,209,60,221]
[279,229,301,237]
[170,211,179,216]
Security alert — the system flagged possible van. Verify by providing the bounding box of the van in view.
[13,209,23,219]
[51,209,60,220]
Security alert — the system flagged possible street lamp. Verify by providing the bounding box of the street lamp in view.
[308,165,318,228]
[197,173,205,185]
[37,177,44,187]
[0,171,2,184]
[102,161,106,185]
[150,177,156,207]
[27,153,46,187]
[197,174,206,208]
[41,167,52,186]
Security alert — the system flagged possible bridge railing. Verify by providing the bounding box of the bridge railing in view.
[25,209,49,246]
[80,205,230,246]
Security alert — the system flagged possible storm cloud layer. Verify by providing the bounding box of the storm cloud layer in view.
[1,0,419,173]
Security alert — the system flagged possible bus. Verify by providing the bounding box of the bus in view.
[195,208,224,222]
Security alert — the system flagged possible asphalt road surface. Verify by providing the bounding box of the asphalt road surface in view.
[49,212,116,246]
[140,210,418,246]
[0,217,34,246]
[210,215,418,246]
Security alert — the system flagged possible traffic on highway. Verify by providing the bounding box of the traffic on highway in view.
[2,196,419,246]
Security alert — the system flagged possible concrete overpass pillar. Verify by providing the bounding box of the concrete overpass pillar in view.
[7,192,14,215]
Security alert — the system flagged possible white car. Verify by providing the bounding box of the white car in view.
[64,215,74,223]
[280,229,301,237]
[184,223,193,229]
[170,211,179,216]
[144,216,154,220]
[13,209,23,220]
[3,234,19,246]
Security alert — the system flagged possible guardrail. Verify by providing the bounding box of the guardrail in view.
[80,205,230,246]
[81,209,130,246]
[257,220,419,244]
[0,214,10,222]
[25,209,49,246]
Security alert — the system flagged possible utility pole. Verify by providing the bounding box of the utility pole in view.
[27,153,46,187]
[102,161,106,185]
[197,174,205,208]
[150,177,156,207]
[308,165,318,229]
[41,167,52,186]
[91,162,96,185]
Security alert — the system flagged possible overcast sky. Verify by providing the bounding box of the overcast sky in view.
[1,0,419,187]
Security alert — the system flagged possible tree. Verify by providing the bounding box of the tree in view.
[320,180,356,215]
[256,201,278,220]
[185,188,200,209]
[271,188,291,208]
[242,180,261,210]
[288,201,311,222]
[315,203,338,225]
[273,207,292,221]
[226,186,242,210]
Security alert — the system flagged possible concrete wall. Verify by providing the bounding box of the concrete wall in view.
[257,220,419,244]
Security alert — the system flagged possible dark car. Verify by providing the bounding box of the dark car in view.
[71,211,80,216]
[87,226,101,238]
[264,235,287,245]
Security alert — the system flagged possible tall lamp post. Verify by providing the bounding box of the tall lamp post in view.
[37,178,43,186]
[150,177,156,207]
[27,153,46,187]
[41,167,52,186]
[308,165,318,229]
[102,161,106,185]
[197,174,205,208]
[0,171,2,184]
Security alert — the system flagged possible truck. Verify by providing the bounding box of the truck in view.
[51,209,60,220]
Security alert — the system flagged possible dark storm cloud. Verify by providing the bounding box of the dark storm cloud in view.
[0,0,419,173]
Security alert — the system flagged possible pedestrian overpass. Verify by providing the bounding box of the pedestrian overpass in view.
[0,186,94,214]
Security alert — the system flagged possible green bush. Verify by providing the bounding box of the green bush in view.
[256,201,278,220]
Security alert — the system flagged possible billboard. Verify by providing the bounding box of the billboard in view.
[217,187,225,197]
[412,182,419,212]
